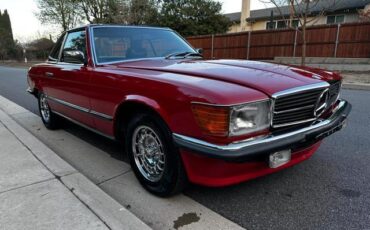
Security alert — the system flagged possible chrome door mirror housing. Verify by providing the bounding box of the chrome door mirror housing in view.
[195,48,203,55]
[63,50,87,65]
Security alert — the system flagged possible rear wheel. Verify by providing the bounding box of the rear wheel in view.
[125,113,187,197]
[38,93,60,130]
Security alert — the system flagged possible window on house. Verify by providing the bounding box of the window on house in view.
[267,20,292,30]
[277,20,288,29]
[327,15,345,24]
[336,15,345,23]
[327,16,335,24]
[291,19,300,28]
[266,21,277,30]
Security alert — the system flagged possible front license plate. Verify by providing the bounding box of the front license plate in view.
[269,150,291,168]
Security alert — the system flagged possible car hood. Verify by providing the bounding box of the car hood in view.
[109,59,337,96]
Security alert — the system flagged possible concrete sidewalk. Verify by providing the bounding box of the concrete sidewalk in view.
[0,92,245,230]
[0,108,150,230]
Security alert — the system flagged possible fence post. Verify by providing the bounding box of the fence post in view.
[247,31,251,60]
[211,34,214,59]
[334,24,341,58]
[293,28,298,57]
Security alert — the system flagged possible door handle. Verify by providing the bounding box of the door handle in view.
[45,72,54,77]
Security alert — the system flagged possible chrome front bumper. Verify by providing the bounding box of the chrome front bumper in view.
[173,100,351,162]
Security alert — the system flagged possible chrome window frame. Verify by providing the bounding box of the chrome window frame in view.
[58,28,88,66]
[47,32,67,64]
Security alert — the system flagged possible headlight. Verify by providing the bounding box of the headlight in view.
[229,100,271,136]
[192,100,271,137]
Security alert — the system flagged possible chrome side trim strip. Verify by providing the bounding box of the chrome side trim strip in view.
[46,95,113,121]
[53,111,115,140]
[90,110,114,120]
[47,96,89,113]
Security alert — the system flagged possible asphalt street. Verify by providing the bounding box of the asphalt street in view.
[0,66,369,229]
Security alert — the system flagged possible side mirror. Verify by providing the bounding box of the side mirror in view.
[195,48,203,55]
[63,50,87,65]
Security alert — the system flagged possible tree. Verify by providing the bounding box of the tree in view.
[158,0,231,36]
[67,0,157,24]
[359,4,370,22]
[0,10,14,42]
[106,0,130,23]
[76,0,123,23]
[0,28,10,61]
[259,0,340,65]
[127,0,159,25]
[35,0,230,36]
[0,9,19,61]
[26,38,55,60]
[36,0,80,31]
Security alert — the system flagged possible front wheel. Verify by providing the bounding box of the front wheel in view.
[38,93,60,130]
[125,113,187,197]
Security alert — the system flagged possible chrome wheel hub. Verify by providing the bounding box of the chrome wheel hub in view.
[132,125,166,182]
[40,94,50,123]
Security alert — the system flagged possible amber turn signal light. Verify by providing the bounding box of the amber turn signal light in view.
[191,103,230,136]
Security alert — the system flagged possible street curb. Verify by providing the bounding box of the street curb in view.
[342,83,370,91]
[0,95,151,230]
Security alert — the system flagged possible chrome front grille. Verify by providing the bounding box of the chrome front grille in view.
[272,83,329,128]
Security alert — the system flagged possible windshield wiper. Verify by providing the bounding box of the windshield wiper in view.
[165,51,203,59]
[184,52,203,58]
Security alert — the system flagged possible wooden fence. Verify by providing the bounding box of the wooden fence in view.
[186,22,370,60]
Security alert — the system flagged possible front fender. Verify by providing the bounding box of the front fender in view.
[114,94,172,129]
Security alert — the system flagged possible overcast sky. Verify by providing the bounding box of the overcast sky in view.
[0,0,270,42]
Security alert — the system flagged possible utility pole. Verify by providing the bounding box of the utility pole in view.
[23,49,27,63]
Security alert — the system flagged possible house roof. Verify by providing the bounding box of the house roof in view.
[224,12,242,22]
[224,0,370,22]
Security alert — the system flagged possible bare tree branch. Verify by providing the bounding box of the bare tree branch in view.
[258,0,341,65]
[36,0,81,31]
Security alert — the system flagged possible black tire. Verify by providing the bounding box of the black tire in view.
[38,92,60,130]
[125,113,187,197]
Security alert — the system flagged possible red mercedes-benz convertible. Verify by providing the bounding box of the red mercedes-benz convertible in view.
[27,25,351,196]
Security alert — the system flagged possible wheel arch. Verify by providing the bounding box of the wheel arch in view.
[30,87,40,98]
[113,95,172,141]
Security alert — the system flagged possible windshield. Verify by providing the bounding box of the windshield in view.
[92,27,196,63]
